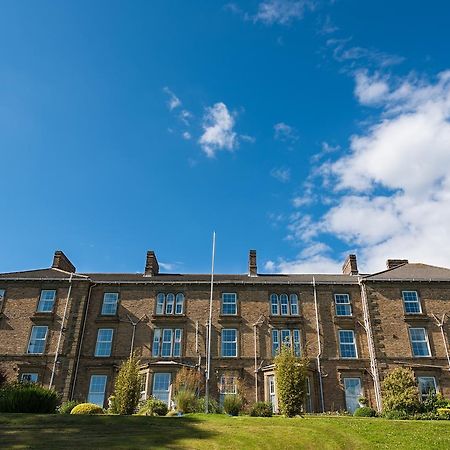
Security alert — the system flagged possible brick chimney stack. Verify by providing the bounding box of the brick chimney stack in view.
[386,259,409,269]
[145,251,159,276]
[342,254,358,275]
[248,249,257,277]
[52,250,76,273]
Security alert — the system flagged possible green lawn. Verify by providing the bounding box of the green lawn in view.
[1,413,449,449]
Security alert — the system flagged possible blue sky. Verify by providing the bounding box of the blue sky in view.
[2,0,450,274]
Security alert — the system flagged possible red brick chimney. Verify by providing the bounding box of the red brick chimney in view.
[145,251,159,276]
[52,250,76,273]
[248,249,257,277]
[342,254,358,275]
[386,259,408,269]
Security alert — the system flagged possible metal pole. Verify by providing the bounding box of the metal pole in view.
[313,277,325,413]
[205,231,216,413]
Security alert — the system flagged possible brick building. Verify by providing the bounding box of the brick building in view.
[0,250,449,413]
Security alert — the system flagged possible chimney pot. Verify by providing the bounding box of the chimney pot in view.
[52,250,76,273]
[248,250,257,277]
[342,254,358,275]
[145,251,159,276]
[386,259,409,269]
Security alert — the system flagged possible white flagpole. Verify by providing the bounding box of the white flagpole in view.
[205,231,216,413]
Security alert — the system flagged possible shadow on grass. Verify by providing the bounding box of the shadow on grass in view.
[0,413,214,449]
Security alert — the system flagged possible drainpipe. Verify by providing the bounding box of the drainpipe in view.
[313,277,325,413]
[359,279,382,412]
[49,273,73,389]
[431,314,450,371]
[70,282,97,400]
[253,315,265,403]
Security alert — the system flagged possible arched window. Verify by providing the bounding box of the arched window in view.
[270,294,279,315]
[290,294,299,315]
[175,293,185,315]
[280,294,289,315]
[156,293,165,315]
[165,294,175,314]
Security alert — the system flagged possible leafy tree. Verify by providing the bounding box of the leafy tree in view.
[111,353,141,415]
[381,367,420,414]
[274,344,308,417]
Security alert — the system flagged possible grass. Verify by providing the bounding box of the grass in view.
[0,413,450,449]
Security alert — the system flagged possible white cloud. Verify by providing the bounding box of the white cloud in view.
[159,262,176,271]
[163,87,181,110]
[199,102,238,157]
[354,71,390,105]
[179,109,192,126]
[253,0,316,25]
[182,131,192,140]
[274,122,299,143]
[271,167,291,182]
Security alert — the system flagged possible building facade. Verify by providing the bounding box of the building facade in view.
[0,250,449,413]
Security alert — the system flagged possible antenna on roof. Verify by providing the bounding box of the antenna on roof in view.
[205,231,216,413]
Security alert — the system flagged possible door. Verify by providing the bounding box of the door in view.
[344,378,361,413]
[268,375,277,412]
[152,373,171,405]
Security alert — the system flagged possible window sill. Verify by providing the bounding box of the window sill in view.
[268,316,302,325]
[31,312,54,322]
[218,315,242,324]
[95,315,120,323]
[150,314,187,323]
[403,314,430,322]
[333,316,357,325]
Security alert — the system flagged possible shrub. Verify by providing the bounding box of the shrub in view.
[166,409,179,417]
[71,403,104,415]
[173,368,202,395]
[0,383,59,413]
[353,406,377,417]
[382,410,410,420]
[196,396,222,414]
[249,402,273,417]
[274,345,308,417]
[223,394,242,416]
[58,400,81,414]
[381,367,420,414]
[437,408,450,419]
[138,397,168,416]
[358,396,369,407]
[110,353,141,415]
[174,388,197,414]
[420,392,449,413]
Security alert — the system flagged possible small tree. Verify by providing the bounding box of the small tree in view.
[173,367,202,395]
[111,353,141,415]
[381,367,420,414]
[274,344,308,417]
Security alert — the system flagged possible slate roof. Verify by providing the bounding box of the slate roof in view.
[364,263,450,281]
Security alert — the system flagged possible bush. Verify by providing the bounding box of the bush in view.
[0,368,7,387]
[437,408,450,419]
[174,389,197,414]
[58,400,81,414]
[249,402,273,417]
[223,394,242,416]
[274,345,308,417]
[110,353,141,415]
[358,396,369,407]
[166,409,179,417]
[353,406,377,417]
[382,410,410,420]
[196,396,222,414]
[71,403,104,415]
[420,392,449,413]
[173,368,202,395]
[138,397,168,416]
[381,367,420,414]
[0,383,59,413]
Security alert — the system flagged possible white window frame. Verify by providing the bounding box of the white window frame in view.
[280,294,289,316]
[37,290,56,313]
[20,373,38,383]
[101,293,119,315]
[153,328,182,358]
[87,374,107,407]
[270,294,279,315]
[161,329,173,357]
[272,329,280,356]
[94,328,114,357]
[219,374,237,405]
[418,376,437,401]
[27,325,48,354]
[156,293,165,315]
[0,289,5,312]
[175,293,184,315]
[152,328,162,356]
[221,328,238,357]
[290,294,299,316]
[152,372,172,406]
[165,294,175,314]
[335,294,352,317]
[409,327,431,357]
[338,330,358,359]
[221,293,237,315]
[402,291,422,314]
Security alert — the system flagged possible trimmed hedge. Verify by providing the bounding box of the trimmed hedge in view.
[353,406,377,417]
[0,383,59,413]
[70,403,104,415]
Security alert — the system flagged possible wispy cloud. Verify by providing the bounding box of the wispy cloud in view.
[182,131,192,140]
[199,102,238,157]
[271,167,291,182]
[163,87,181,110]
[274,122,299,143]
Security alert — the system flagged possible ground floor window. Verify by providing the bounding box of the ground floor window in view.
[87,375,107,407]
[219,374,237,405]
[152,373,172,405]
[139,372,148,401]
[343,377,361,414]
[267,374,277,412]
[418,376,437,401]
[20,373,38,383]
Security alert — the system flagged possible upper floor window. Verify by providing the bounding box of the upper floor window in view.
[155,293,184,315]
[37,290,56,313]
[418,376,437,401]
[339,330,357,358]
[221,329,237,357]
[0,289,5,312]
[101,293,119,315]
[95,328,114,357]
[88,375,108,407]
[335,294,352,316]
[222,293,237,315]
[272,329,301,357]
[402,291,422,314]
[20,373,38,383]
[409,327,431,357]
[152,328,182,357]
[270,293,299,316]
[27,325,48,354]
